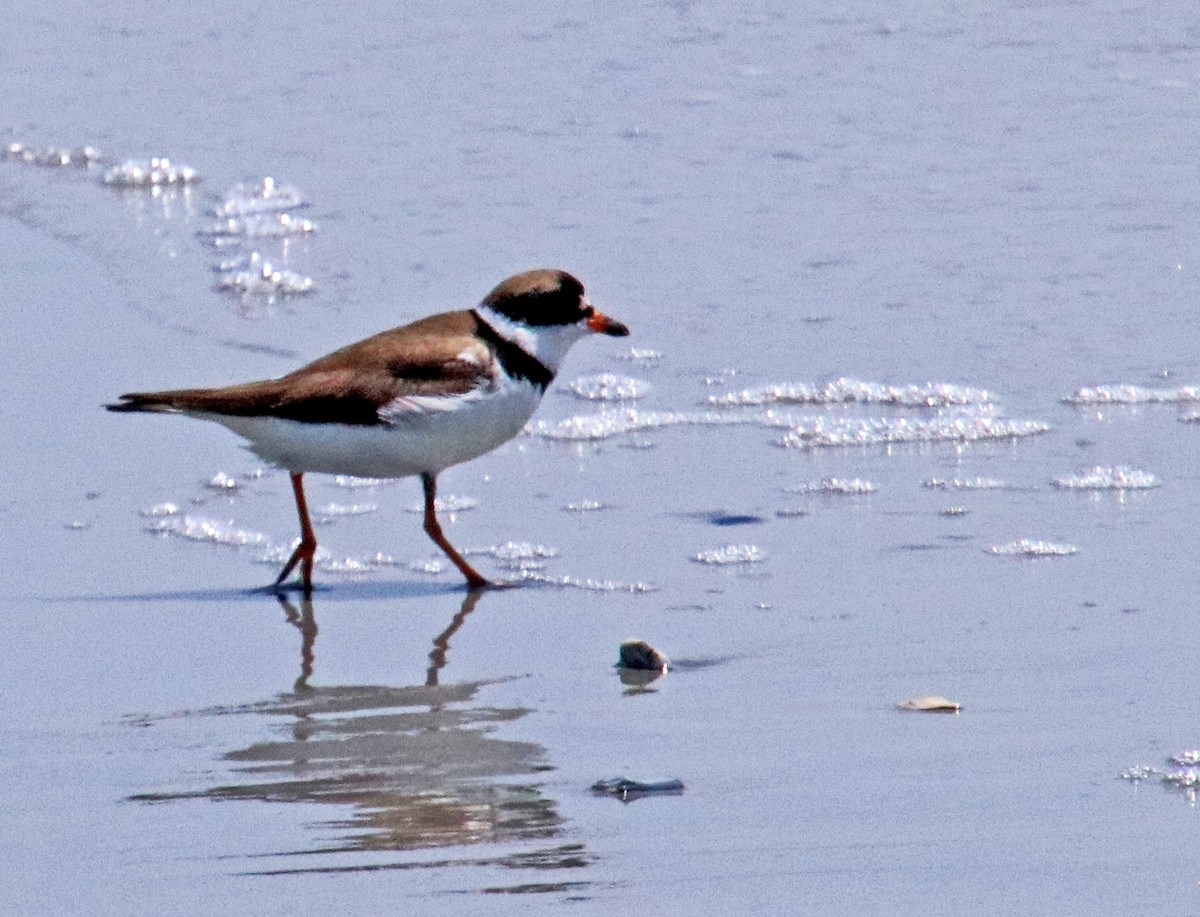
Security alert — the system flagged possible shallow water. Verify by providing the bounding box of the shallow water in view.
[4,2,1200,913]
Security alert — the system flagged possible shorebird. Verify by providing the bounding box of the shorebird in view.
[108,269,629,592]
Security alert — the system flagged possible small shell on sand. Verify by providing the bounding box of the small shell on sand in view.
[617,640,670,671]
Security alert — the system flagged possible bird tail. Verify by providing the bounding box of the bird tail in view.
[106,392,184,414]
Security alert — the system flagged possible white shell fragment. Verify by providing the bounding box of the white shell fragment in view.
[896,695,962,712]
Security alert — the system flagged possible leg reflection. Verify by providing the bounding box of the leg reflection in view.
[276,586,488,691]
[426,588,484,687]
[278,592,318,692]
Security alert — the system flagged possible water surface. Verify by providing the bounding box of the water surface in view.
[3,2,1200,913]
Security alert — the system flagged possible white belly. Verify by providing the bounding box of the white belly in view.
[199,382,542,479]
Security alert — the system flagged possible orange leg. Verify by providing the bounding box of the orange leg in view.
[275,471,317,593]
[421,472,490,590]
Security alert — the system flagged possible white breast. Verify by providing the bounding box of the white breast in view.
[202,377,543,479]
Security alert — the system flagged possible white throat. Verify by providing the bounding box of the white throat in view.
[475,304,592,374]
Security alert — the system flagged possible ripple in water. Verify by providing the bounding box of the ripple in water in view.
[1051,466,1160,490]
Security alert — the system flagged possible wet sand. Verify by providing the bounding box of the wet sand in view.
[3,2,1200,913]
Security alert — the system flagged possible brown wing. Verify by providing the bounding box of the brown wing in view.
[107,310,493,426]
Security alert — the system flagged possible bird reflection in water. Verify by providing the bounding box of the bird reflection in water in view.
[129,589,591,887]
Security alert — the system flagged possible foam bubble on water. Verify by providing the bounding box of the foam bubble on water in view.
[408,557,447,575]
[321,556,377,575]
[407,495,479,514]
[205,472,240,491]
[5,142,103,168]
[528,409,754,441]
[1051,466,1160,490]
[565,373,650,401]
[213,177,307,217]
[1122,750,1200,803]
[484,541,559,571]
[780,415,1050,449]
[1161,769,1200,790]
[360,552,399,567]
[257,543,396,577]
[1065,384,1200,405]
[692,544,766,565]
[615,347,663,363]
[316,502,378,517]
[987,538,1078,557]
[708,378,994,408]
[201,212,317,240]
[102,157,201,188]
[148,514,273,548]
[922,476,1008,490]
[1120,766,1157,782]
[518,571,659,593]
[788,477,877,495]
[332,475,393,488]
[140,502,180,517]
[214,253,315,298]
[564,500,605,512]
